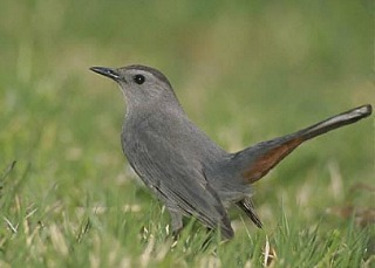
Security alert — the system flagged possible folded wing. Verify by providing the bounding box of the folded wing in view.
[126,130,234,239]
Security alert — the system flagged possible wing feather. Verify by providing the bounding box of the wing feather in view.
[125,130,234,238]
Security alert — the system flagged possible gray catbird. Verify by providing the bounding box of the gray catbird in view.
[90,64,372,239]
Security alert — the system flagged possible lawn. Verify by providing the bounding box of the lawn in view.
[0,1,374,267]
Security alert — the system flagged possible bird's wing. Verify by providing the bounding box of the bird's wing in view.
[126,130,234,239]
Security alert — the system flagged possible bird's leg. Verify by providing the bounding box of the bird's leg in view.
[236,197,263,228]
[167,208,183,239]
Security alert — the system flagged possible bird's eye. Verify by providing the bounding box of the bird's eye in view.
[133,74,145,85]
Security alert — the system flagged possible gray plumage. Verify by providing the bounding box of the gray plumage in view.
[90,64,372,239]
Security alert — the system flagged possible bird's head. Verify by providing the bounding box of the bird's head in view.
[90,65,179,109]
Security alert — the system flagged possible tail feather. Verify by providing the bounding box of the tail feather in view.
[233,104,372,184]
[294,104,372,141]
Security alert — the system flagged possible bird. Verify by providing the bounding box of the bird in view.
[90,64,372,239]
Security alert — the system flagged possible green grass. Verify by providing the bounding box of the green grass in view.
[0,1,374,267]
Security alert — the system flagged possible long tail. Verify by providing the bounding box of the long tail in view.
[290,104,372,141]
[232,104,372,184]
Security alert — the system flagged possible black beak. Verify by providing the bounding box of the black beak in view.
[90,66,120,80]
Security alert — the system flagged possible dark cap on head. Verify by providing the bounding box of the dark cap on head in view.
[124,65,172,88]
[90,64,172,88]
